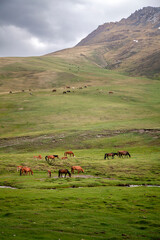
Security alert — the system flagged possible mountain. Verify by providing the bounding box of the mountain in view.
[75,7,160,77]
[0,7,160,93]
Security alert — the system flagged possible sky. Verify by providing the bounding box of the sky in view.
[0,0,159,57]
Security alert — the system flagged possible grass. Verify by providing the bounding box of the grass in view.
[0,54,159,239]
[0,187,159,240]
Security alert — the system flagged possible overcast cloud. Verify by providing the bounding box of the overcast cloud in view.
[0,0,159,57]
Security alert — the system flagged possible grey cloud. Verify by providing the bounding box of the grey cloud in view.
[0,0,159,56]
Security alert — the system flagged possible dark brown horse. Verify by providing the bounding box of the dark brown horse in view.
[64,151,74,157]
[71,166,84,174]
[104,153,117,159]
[58,169,71,178]
[117,151,131,158]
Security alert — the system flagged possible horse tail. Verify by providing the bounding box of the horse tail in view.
[104,154,106,159]
[71,167,74,174]
[45,156,48,161]
[58,170,61,178]
[20,168,22,176]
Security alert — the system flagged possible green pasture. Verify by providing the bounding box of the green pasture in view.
[0,186,159,240]
[0,57,160,239]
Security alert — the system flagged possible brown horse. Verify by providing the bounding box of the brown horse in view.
[20,167,33,176]
[61,156,68,160]
[71,166,84,174]
[58,169,71,178]
[45,155,55,161]
[64,151,74,157]
[104,153,117,159]
[33,155,42,159]
[117,151,131,158]
[48,170,51,177]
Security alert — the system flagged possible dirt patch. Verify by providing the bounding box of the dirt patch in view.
[0,129,159,149]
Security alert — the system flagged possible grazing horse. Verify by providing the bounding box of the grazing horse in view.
[17,166,23,172]
[20,167,33,176]
[33,155,42,159]
[104,153,118,159]
[61,156,68,160]
[64,151,74,157]
[45,155,55,161]
[52,155,59,159]
[48,170,51,177]
[58,169,71,178]
[117,151,131,158]
[71,166,84,174]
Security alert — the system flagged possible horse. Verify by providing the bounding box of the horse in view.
[45,155,55,161]
[117,151,131,158]
[58,169,71,178]
[52,155,59,159]
[71,166,84,174]
[104,153,118,159]
[64,151,75,157]
[48,170,51,177]
[17,166,23,172]
[61,156,68,160]
[33,155,42,159]
[20,167,33,176]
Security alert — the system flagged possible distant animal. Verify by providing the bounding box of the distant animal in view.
[33,155,42,159]
[64,151,74,157]
[71,166,84,174]
[61,156,68,160]
[109,91,113,94]
[20,167,33,176]
[45,155,55,161]
[22,90,25,92]
[117,151,131,158]
[58,169,71,178]
[17,166,23,172]
[63,91,67,94]
[104,153,118,159]
[52,155,59,159]
[52,89,56,92]
[9,91,12,94]
[48,170,51,177]
[66,86,70,89]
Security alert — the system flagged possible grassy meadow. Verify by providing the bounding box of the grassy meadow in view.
[0,55,160,239]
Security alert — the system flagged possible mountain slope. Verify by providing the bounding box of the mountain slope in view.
[74,7,160,76]
[75,7,160,77]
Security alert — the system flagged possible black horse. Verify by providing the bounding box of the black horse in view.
[58,169,71,178]
[117,151,131,158]
[104,152,118,159]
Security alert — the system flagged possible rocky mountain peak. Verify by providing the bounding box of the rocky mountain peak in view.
[126,6,160,26]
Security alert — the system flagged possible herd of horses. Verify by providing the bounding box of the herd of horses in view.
[17,150,131,178]
[104,151,131,159]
